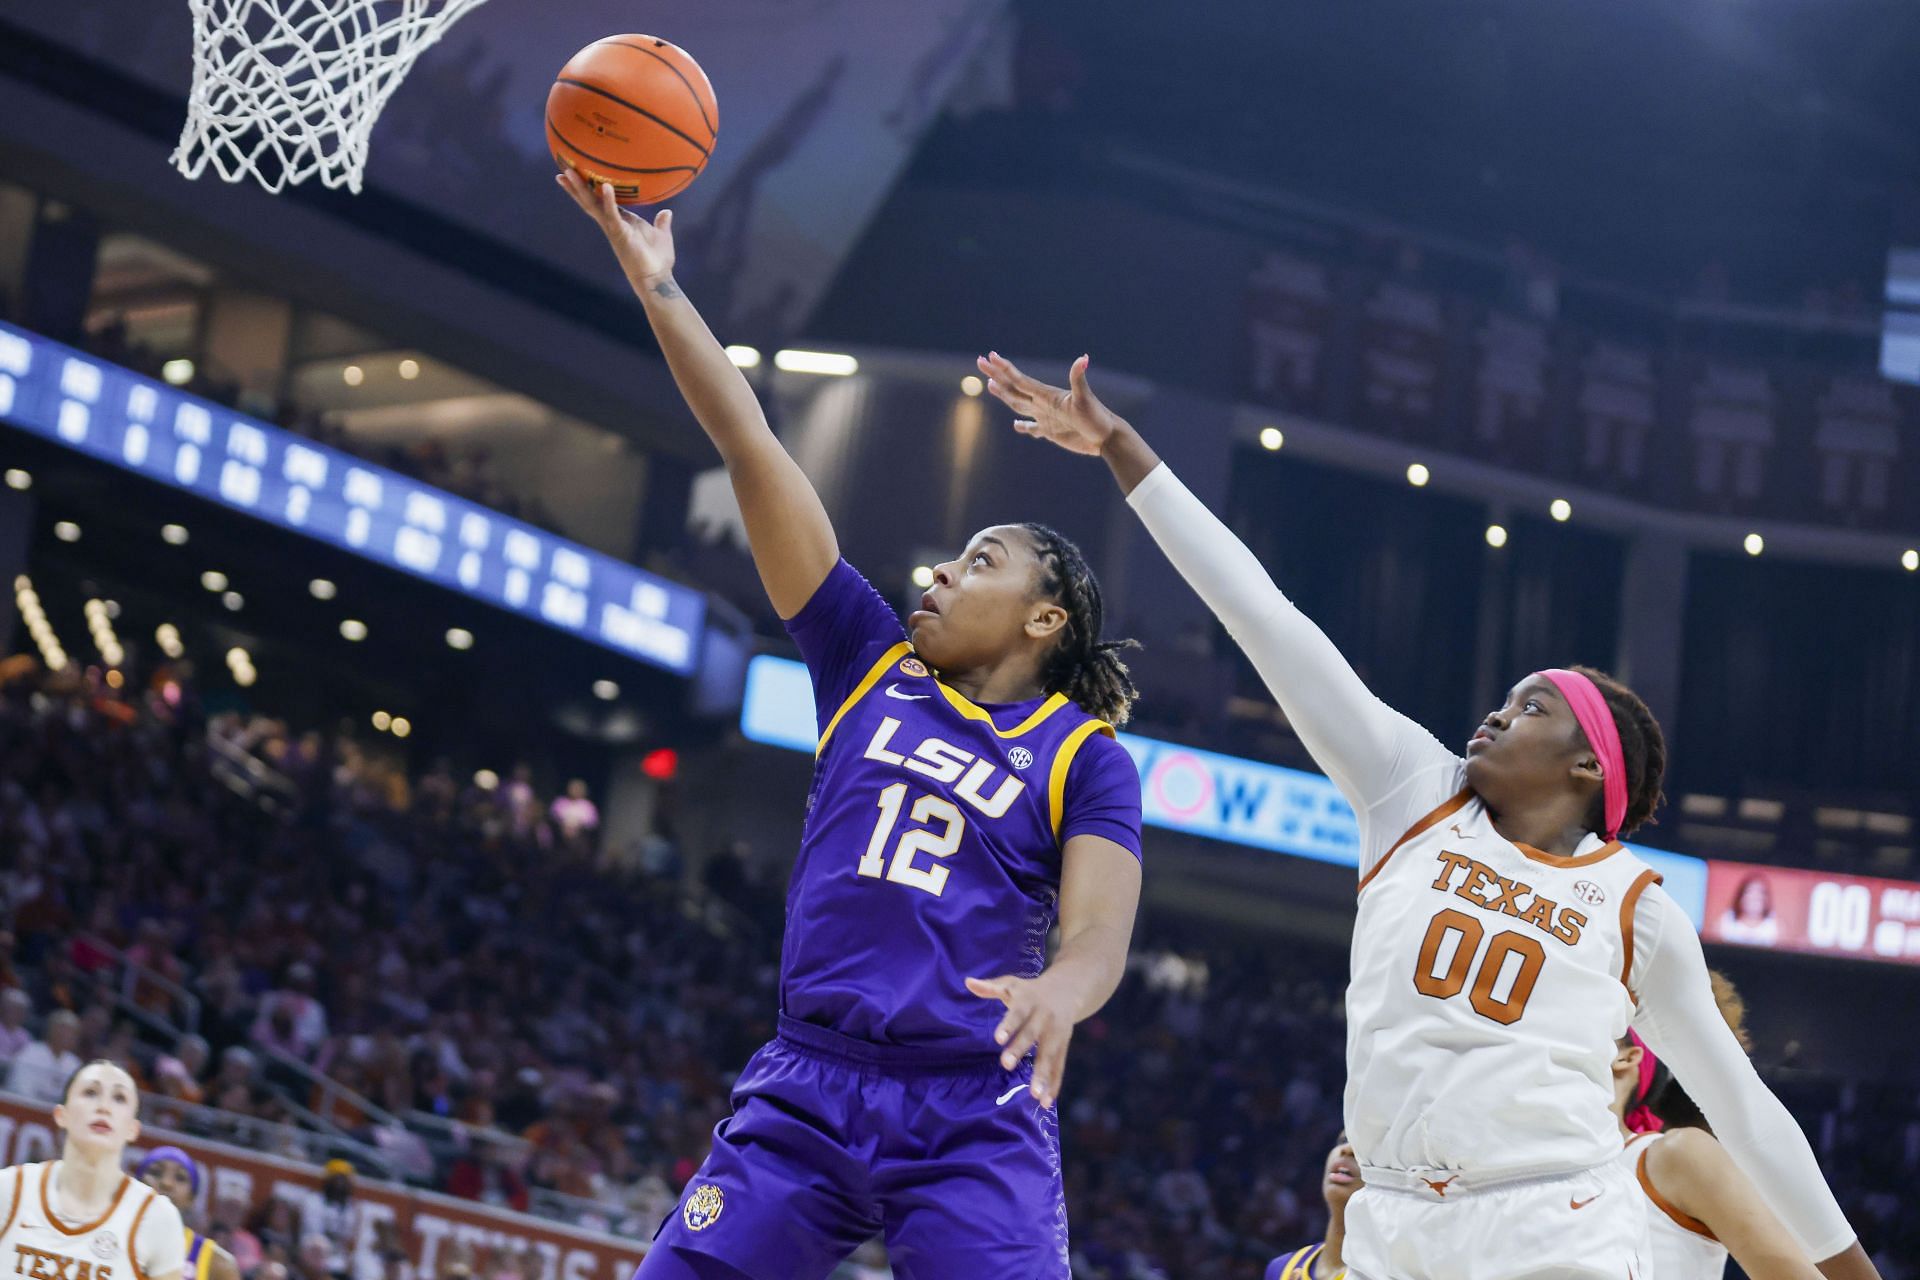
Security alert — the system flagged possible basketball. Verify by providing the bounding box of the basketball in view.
[546,35,718,205]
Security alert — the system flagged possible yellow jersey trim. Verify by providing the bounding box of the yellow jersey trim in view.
[934,684,1071,738]
[815,641,916,757]
[1048,717,1116,839]
[185,1229,215,1280]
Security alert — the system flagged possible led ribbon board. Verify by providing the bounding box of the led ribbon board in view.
[0,321,704,673]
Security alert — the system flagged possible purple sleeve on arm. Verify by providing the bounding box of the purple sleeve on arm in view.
[1058,732,1144,860]
[783,558,910,733]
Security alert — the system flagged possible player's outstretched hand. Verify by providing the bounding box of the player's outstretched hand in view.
[965,973,1080,1108]
[557,170,675,292]
[978,352,1127,457]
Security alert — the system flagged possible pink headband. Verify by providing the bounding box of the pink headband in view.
[1625,1029,1664,1134]
[1536,668,1628,841]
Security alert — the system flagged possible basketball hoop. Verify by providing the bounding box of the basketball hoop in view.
[172,0,492,194]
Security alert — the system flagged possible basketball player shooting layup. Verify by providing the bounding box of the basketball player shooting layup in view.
[559,174,1146,1280]
[981,352,1879,1280]
[1,1063,187,1280]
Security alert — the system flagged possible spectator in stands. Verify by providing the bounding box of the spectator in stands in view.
[211,1195,264,1276]
[0,988,32,1070]
[253,962,330,1061]
[447,1139,530,1213]
[5,1007,81,1102]
[295,1234,337,1280]
[301,1160,369,1280]
[153,1033,212,1105]
[548,780,599,846]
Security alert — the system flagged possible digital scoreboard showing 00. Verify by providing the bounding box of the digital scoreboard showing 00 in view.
[1703,860,1920,966]
[0,321,705,674]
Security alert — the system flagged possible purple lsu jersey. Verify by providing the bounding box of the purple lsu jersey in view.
[782,559,1143,1053]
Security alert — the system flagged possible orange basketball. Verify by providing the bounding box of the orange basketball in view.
[547,35,718,205]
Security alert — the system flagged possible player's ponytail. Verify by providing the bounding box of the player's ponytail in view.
[1567,665,1667,838]
[1020,523,1139,727]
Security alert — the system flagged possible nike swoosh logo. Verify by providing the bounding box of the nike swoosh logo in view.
[995,1084,1029,1106]
[885,684,930,700]
[1570,1193,1601,1210]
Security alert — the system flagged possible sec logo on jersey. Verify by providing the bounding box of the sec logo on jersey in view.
[682,1184,725,1232]
[1007,746,1034,771]
[1572,880,1607,906]
[898,657,929,678]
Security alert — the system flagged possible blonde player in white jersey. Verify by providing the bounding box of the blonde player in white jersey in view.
[1,1061,185,1280]
[979,352,1879,1280]
[1611,974,1822,1280]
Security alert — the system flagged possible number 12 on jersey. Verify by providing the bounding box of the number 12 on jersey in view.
[859,782,966,896]
[1412,908,1545,1024]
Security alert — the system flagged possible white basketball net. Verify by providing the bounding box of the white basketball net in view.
[172,0,492,194]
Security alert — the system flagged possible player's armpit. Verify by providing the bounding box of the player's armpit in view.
[1648,1129,1821,1280]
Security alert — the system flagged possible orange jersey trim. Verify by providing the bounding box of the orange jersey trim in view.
[1515,839,1625,869]
[128,1186,159,1280]
[1636,1147,1718,1241]
[0,1164,22,1238]
[1618,867,1663,995]
[41,1163,132,1236]
[1357,787,1472,897]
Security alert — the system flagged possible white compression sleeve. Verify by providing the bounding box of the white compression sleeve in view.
[1630,884,1857,1261]
[1126,463,1459,819]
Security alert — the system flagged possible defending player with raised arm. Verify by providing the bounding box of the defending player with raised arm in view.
[979,350,1877,1280]
[561,175,1145,1280]
[0,1062,187,1280]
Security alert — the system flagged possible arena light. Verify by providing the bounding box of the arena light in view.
[340,618,368,641]
[105,669,125,689]
[1485,524,1508,549]
[343,364,365,387]
[201,570,229,592]
[592,679,620,701]
[1743,533,1765,557]
[911,565,935,589]
[641,747,679,780]
[53,521,81,542]
[773,349,858,376]
[3,469,29,490]
[232,663,257,688]
[309,578,337,600]
[1549,498,1573,522]
[1405,463,1430,488]
[398,358,421,380]
[161,523,190,545]
[960,375,984,397]
[474,769,500,790]
[155,623,185,659]
[1904,549,1919,573]
[445,627,474,651]
[1259,427,1284,451]
[371,710,391,731]
[724,345,762,369]
[390,716,412,739]
[161,359,195,387]
[226,646,251,670]
[222,591,244,611]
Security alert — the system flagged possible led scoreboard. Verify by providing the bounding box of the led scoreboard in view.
[0,322,705,673]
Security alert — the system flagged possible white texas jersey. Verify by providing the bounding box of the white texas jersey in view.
[1,1163,182,1280]
[1620,1133,1729,1280]
[1346,784,1664,1182]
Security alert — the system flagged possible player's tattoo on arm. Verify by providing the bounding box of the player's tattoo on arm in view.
[651,277,683,299]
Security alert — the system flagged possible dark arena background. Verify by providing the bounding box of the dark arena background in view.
[0,1,1917,1276]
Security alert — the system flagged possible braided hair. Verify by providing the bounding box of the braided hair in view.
[1568,664,1667,839]
[1018,523,1139,727]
